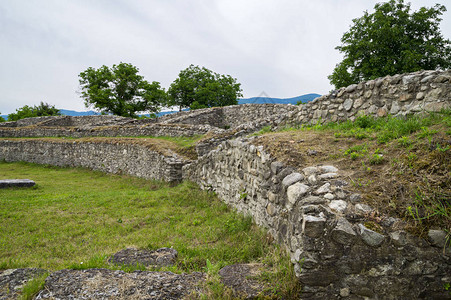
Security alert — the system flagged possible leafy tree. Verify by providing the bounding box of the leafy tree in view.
[329,0,451,89]
[168,65,242,111]
[0,113,4,122]
[79,63,166,118]
[8,102,61,121]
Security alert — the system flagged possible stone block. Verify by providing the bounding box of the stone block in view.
[346,84,357,93]
[315,183,331,194]
[287,183,309,206]
[270,161,284,175]
[399,94,412,102]
[319,165,338,173]
[302,166,318,176]
[331,218,356,245]
[358,224,385,247]
[355,203,372,215]
[318,173,338,180]
[389,230,408,247]
[427,229,448,248]
[329,200,347,212]
[266,203,277,216]
[302,215,326,238]
[343,98,353,111]
[282,172,304,188]
[0,179,36,188]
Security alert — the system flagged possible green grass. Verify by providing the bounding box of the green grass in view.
[152,135,204,148]
[302,109,451,143]
[19,272,49,300]
[0,161,299,298]
[0,162,266,271]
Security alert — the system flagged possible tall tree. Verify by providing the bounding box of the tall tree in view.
[8,102,61,121]
[79,63,166,118]
[329,0,451,89]
[168,65,242,111]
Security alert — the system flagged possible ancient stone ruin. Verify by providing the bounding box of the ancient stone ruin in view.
[0,69,450,299]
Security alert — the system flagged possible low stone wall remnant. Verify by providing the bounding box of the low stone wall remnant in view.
[289,69,451,126]
[183,137,450,299]
[0,139,187,182]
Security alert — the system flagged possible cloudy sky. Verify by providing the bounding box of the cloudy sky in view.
[1,0,450,114]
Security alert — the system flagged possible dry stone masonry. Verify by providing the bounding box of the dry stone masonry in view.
[183,137,450,299]
[0,70,450,299]
[289,69,451,126]
[0,139,186,182]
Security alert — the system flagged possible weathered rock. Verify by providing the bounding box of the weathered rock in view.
[35,269,205,299]
[331,218,356,245]
[315,183,331,194]
[286,182,309,206]
[329,200,347,212]
[323,193,335,200]
[0,268,47,300]
[319,165,338,173]
[282,173,304,188]
[389,230,408,247]
[349,193,362,203]
[109,248,178,267]
[318,173,338,179]
[219,264,269,298]
[0,179,35,188]
[355,203,372,215]
[300,196,327,205]
[302,166,318,176]
[343,98,354,111]
[303,215,326,238]
[427,229,448,248]
[358,224,385,247]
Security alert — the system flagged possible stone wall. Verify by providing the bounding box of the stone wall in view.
[288,70,451,126]
[183,137,450,299]
[160,104,299,128]
[0,139,187,182]
[0,123,222,138]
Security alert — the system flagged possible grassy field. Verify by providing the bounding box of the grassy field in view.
[0,162,299,298]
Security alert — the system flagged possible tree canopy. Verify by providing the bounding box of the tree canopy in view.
[79,63,166,118]
[168,65,242,111]
[329,0,451,89]
[8,102,61,121]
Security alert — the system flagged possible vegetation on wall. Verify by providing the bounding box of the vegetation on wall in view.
[168,64,243,111]
[329,0,451,89]
[7,102,61,121]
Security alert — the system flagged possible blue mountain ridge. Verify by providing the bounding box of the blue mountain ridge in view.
[0,94,321,119]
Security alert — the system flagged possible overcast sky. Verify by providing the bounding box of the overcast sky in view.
[1,0,450,114]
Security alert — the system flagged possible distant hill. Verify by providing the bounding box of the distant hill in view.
[238,93,320,105]
[59,109,100,116]
[0,94,320,120]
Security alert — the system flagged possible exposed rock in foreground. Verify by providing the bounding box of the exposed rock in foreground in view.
[35,269,205,300]
[0,179,35,188]
[109,248,178,267]
[0,268,47,299]
[219,263,268,298]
